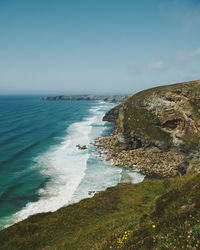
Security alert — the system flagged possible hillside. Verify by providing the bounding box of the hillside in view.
[0,174,200,249]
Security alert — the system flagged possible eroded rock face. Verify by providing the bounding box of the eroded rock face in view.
[103,104,121,122]
[114,80,200,153]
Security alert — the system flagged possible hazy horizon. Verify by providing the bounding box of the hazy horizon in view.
[0,89,131,95]
[1,79,200,96]
[1,0,200,94]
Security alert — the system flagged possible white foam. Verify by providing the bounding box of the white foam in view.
[5,101,144,228]
[9,109,99,225]
[127,170,145,184]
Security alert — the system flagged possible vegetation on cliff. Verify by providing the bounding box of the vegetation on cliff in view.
[1,173,200,249]
[110,80,200,152]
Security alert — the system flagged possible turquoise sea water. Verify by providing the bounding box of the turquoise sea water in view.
[0,96,144,229]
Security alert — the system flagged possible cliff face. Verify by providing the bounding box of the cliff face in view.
[104,80,200,153]
[102,104,121,122]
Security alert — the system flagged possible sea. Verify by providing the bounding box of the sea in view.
[0,95,144,229]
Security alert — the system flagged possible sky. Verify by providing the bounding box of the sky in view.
[0,0,200,94]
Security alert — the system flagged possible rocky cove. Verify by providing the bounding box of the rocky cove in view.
[94,80,200,178]
[93,135,185,178]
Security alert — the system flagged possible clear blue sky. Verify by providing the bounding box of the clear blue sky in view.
[0,0,200,94]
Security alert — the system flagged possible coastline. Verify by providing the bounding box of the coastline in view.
[1,82,200,249]
[0,100,144,230]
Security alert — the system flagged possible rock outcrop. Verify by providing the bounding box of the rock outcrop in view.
[104,80,200,153]
[76,144,87,150]
[100,80,200,177]
[94,135,184,177]
[103,104,121,122]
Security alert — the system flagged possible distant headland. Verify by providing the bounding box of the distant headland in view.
[42,94,130,103]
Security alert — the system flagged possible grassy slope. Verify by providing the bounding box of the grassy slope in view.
[123,98,171,142]
[126,174,200,249]
[0,179,166,250]
[121,81,200,144]
[121,85,171,142]
[1,174,200,249]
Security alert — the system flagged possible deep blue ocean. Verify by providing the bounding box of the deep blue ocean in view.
[0,96,144,229]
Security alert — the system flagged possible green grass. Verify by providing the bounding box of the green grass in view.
[121,86,171,143]
[119,80,200,145]
[1,174,200,249]
[124,174,200,249]
[0,180,166,250]
[123,103,171,142]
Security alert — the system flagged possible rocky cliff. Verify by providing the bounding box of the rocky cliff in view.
[104,80,200,153]
[99,80,200,177]
[102,104,121,122]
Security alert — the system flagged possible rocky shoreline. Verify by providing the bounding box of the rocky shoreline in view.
[93,135,186,178]
[92,81,200,178]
